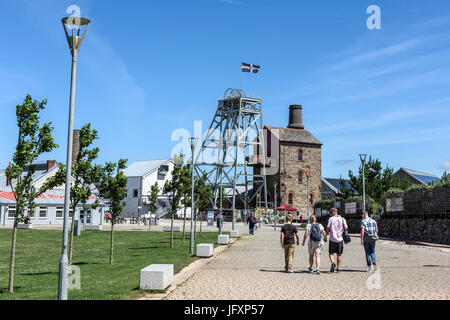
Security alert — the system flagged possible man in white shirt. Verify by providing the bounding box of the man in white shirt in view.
[325,208,348,273]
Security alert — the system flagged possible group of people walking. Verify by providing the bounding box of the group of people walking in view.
[280,208,379,273]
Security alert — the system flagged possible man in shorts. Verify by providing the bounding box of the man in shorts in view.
[325,208,348,273]
[302,215,327,274]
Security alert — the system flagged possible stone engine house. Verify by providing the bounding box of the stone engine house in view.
[256,105,322,218]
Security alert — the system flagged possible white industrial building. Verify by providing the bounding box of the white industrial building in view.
[121,159,191,220]
[0,161,105,227]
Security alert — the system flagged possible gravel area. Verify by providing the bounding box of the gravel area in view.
[166,224,450,300]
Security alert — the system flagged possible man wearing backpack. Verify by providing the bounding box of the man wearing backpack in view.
[302,215,327,274]
[325,208,348,273]
[247,213,257,235]
[361,210,379,272]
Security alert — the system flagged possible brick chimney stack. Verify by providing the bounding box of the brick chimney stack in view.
[287,105,305,130]
[72,129,81,164]
[6,162,11,186]
[47,160,56,171]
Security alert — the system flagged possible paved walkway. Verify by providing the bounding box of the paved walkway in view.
[166,224,450,300]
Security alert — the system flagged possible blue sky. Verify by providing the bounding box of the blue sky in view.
[1,0,450,179]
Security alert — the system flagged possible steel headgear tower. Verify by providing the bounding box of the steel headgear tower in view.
[195,89,268,229]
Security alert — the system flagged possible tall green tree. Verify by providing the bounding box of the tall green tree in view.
[163,160,184,248]
[194,174,212,237]
[102,159,128,265]
[441,171,450,183]
[348,156,411,204]
[336,176,355,200]
[5,94,63,293]
[59,123,105,265]
[180,163,192,243]
[147,182,160,230]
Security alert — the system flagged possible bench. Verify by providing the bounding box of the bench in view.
[139,264,174,290]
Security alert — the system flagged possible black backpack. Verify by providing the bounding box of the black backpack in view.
[310,223,322,242]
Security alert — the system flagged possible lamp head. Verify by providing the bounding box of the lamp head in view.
[359,154,368,163]
[62,16,90,55]
[189,137,199,150]
[305,166,311,176]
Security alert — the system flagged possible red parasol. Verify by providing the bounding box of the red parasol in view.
[277,204,297,212]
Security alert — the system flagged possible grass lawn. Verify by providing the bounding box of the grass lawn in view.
[0,228,224,300]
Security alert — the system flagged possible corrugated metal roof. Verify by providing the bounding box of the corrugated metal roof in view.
[322,177,358,194]
[0,166,58,189]
[0,163,103,205]
[400,168,440,185]
[123,159,172,177]
[0,188,101,205]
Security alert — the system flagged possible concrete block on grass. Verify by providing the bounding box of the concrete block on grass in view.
[218,234,230,245]
[196,243,214,257]
[84,225,102,231]
[230,230,239,238]
[17,224,33,229]
[163,226,181,232]
[140,264,174,290]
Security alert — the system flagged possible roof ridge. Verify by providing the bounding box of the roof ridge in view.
[401,168,439,177]
[134,159,171,162]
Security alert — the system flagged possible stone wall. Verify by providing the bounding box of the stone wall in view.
[314,185,450,245]
[384,186,450,215]
[279,142,322,216]
[317,214,450,245]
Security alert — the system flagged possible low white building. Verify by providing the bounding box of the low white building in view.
[122,159,191,219]
[0,161,105,227]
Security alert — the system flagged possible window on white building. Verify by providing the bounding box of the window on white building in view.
[8,206,16,218]
[133,189,138,198]
[39,206,47,218]
[56,206,63,218]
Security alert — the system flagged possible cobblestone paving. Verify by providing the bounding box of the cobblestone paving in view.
[167,224,450,300]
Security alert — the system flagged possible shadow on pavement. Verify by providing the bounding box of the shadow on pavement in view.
[260,269,367,274]
[333,269,366,273]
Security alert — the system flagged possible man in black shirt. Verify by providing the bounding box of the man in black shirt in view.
[247,213,257,235]
[280,214,300,273]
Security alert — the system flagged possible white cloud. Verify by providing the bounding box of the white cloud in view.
[334,160,355,166]
[216,0,245,5]
[84,32,146,115]
[441,161,450,170]
[330,39,422,70]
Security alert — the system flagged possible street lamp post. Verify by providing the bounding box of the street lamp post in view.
[359,154,368,212]
[58,16,90,300]
[219,179,223,235]
[189,137,198,254]
[273,181,278,230]
[305,166,311,222]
